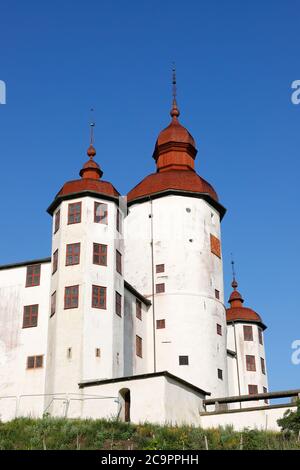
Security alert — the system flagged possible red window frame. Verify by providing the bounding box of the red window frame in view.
[156,264,165,273]
[93,243,107,266]
[52,250,58,274]
[116,250,122,275]
[136,299,142,320]
[68,202,82,225]
[92,285,107,309]
[243,325,253,341]
[26,264,41,287]
[156,319,165,329]
[54,209,60,233]
[156,283,165,294]
[246,355,256,371]
[216,323,222,335]
[66,243,80,266]
[27,355,43,369]
[64,285,79,309]
[115,291,122,317]
[210,234,222,258]
[258,328,263,345]
[136,335,142,358]
[248,384,258,395]
[261,357,266,375]
[94,202,108,224]
[23,304,38,328]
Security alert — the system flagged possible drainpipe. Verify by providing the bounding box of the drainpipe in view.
[149,197,157,372]
[232,321,242,409]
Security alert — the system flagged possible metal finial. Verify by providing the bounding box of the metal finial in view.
[231,253,238,289]
[90,108,95,145]
[170,62,180,118]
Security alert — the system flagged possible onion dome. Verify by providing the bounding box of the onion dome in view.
[226,279,267,330]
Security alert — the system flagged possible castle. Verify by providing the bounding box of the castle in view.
[0,83,295,430]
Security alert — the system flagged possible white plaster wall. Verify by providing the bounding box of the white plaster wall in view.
[124,195,228,397]
[164,377,205,425]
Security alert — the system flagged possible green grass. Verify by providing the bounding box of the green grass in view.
[0,417,299,450]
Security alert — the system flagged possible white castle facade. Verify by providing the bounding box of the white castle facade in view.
[0,95,296,430]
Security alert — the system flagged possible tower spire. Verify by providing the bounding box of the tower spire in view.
[231,253,238,290]
[170,63,180,119]
[87,108,96,159]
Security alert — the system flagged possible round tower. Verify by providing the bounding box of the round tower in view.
[45,129,124,416]
[124,76,228,397]
[226,277,268,405]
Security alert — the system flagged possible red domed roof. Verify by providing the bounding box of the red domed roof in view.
[156,118,196,148]
[226,279,266,329]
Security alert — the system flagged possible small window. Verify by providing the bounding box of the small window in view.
[64,285,79,309]
[26,264,41,287]
[179,355,189,366]
[246,355,256,371]
[23,305,38,328]
[156,264,165,273]
[261,357,266,375]
[243,325,253,341]
[51,291,56,317]
[66,243,80,266]
[67,348,72,359]
[156,283,165,294]
[93,243,107,266]
[217,368,223,380]
[52,250,58,274]
[216,323,222,336]
[27,355,43,369]
[136,299,142,320]
[156,319,165,329]
[92,285,107,309]
[210,234,221,258]
[116,208,122,233]
[54,209,60,233]
[258,327,263,345]
[136,335,142,358]
[94,202,108,224]
[215,289,220,300]
[116,250,122,275]
[263,386,268,404]
[95,348,101,358]
[115,291,122,317]
[68,202,82,225]
[248,384,258,395]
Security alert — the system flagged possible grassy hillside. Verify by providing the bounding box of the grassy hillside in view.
[0,417,299,450]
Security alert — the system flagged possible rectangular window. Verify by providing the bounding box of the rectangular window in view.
[246,355,256,371]
[136,335,142,358]
[64,285,79,309]
[210,234,221,258]
[136,299,142,320]
[92,285,107,309]
[23,305,38,328]
[51,291,56,317]
[156,264,165,273]
[27,355,43,369]
[216,323,222,336]
[67,348,72,359]
[93,243,107,266]
[95,348,101,358]
[179,355,189,366]
[156,319,166,329]
[54,209,60,233]
[116,208,122,233]
[52,250,58,274]
[116,250,122,275]
[218,368,223,380]
[66,243,80,266]
[263,386,268,404]
[248,384,258,395]
[261,357,266,375]
[94,202,108,224]
[243,325,253,341]
[156,283,165,294]
[26,264,41,287]
[258,328,263,345]
[68,202,82,224]
[215,289,220,300]
[115,291,122,317]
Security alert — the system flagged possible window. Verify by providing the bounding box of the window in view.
[243,325,253,341]
[116,208,122,233]
[94,202,108,224]
[64,285,79,309]
[248,384,258,395]
[23,305,38,328]
[210,234,221,258]
[263,386,268,404]
[92,285,107,309]
[93,243,107,266]
[179,356,189,366]
[54,209,60,233]
[52,250,58,274]
[217,368,223,380]
[136,299,142,320]
[51,292,56,317]
[156,283,165,294]
[26,264,41,287]
[116,250,122,274]
[156,319,165,329]
[136,335,142,358]
[27,355,43,369]
[261,357,266,375]
[68,202,82,224]
[258,328,263,345]
[115,291,122,317]
[156,264,165,273]
[216,323,222,336]
[66,243,80,266]
[246,355,256,371]
[95,348,101,358]
[215,289,220,300]
[67,348,72,359]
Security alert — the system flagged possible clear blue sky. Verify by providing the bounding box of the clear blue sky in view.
[0,0,299,392]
